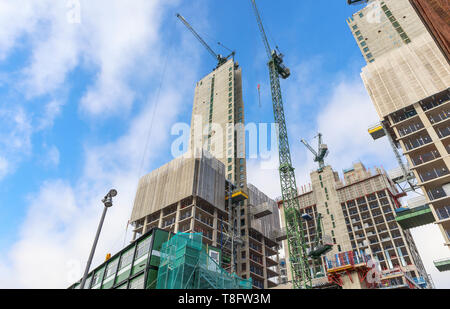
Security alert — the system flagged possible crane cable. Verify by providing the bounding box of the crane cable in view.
[122,45,171,248]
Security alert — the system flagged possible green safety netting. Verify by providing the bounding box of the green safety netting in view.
[156,232,252,289]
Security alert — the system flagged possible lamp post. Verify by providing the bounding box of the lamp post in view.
[79,189,117,289]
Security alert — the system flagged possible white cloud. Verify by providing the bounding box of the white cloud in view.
[43,145,60,168]
[0,80,196,288]
[0,107,33,179]
[0,1,49,60]
[0,0,178,117]
[0,0,202,287]
[0,156,8,180]
[38,100,64,131]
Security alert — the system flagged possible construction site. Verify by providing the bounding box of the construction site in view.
[70,0,450,290]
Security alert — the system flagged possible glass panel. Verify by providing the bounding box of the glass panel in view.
[129,274,145,289]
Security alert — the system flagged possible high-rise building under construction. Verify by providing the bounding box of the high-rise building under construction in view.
[130,58,283,289]
[347,0,450,272]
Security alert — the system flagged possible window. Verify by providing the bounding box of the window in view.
[92,271,102,287]
[360,41,366,47]
[240,166,244,172]
[228,158,232,163]
[352,25,358,30]
[366,53,373,58]
[136,237,151,259]
[228,174,232,180]
[228,166,232,171]
[240,159,244,164]
[105,259,118,278]
[338,245,341,252]
[240,174,244,180]
[228,115,232,120]
[355,30,361,36]
[228,109,232,114]
[363,47,369,52]
[119,249,134,270]
[357,36,364,41]
[359,12,364,18]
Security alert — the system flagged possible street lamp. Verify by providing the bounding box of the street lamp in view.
[79,189,117,289]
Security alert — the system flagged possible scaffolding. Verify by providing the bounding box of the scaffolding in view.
[156,233,252,289]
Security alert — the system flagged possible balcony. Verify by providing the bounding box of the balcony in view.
[427,186,448,201]
[391,107,418,125]
[428,109,450,125]
[420,90,450,112]
[417,166,450,184]
[410,149,441,167]
[436,205,450,221]
[397,122,425,138]
[435,125,450,139]
[403,134,433,152]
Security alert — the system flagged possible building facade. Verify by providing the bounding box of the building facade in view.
[280,162,431,289]
[189,58,247,187]
[347,0,450,248]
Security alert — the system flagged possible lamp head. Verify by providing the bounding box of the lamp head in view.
[108,189,117,197]
[102,189,117,208]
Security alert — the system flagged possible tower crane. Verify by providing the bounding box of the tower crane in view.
[176,13,235,69]
[250,0,311,289]
[300,133,329,172]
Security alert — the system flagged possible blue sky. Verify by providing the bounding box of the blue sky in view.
[0,0,448,288]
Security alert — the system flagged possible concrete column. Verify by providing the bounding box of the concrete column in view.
[262,237,268,289]
[191,206,197,232]
[213,208,218,246]
[158,210,163,228]
[174,201,181,233]
[142,216,148,234]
